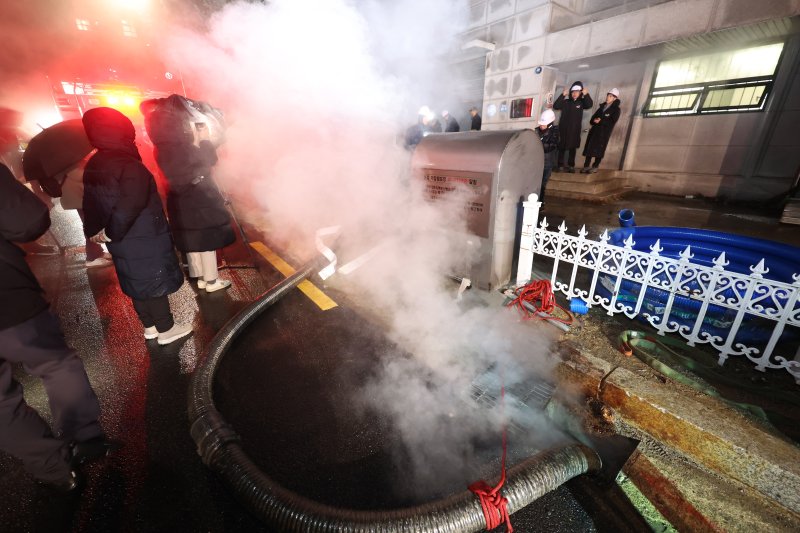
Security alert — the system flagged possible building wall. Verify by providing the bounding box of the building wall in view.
[466,0,800,199]
[623,35,800,199]
[468,0,553,131]
[755,35,800,180]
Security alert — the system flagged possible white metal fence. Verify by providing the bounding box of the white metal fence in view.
[515,194,800,385]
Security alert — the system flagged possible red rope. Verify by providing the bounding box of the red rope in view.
[469,280,570,532]
[469,384,513,533]
[507,279,572,325]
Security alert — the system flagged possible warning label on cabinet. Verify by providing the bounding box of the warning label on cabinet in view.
[420,169,493,238]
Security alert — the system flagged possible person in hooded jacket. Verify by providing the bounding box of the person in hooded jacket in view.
[81,107,191,346]
[553,81,593,172]
[145,96,235,292]
[581,88,621,173]
[535,109,559,204]
[0,163,113,492]
[59,159,114,269]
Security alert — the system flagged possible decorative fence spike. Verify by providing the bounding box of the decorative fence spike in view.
[712,251,729,269]
[751,259,768,277]
[649,239,663,255]
[623,234,635,249]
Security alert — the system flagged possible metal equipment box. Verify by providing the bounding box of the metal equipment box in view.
[411,129,543,290]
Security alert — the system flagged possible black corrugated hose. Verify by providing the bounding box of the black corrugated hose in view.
[188,256,602,532]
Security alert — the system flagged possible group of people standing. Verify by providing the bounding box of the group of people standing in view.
[82,99,234,345]
[536,81,622,202]
[404,106,482,148]
[0,96,234,491]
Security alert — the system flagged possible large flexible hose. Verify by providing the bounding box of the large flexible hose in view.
[609,227,800,280]
[600,226,800,343]
[189,257,602,532]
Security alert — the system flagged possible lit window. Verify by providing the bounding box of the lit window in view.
[644,42,784,116]
[122,20,137,37]
[645,88,702,114]
[60,82,86,95]
[510,98,533,119]
[76,19,90,31]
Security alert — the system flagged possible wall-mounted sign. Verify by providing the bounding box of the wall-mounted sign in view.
[499,103,508,113]
[546,92,554,105]
[419,169,493,238]
[487,103,497,117]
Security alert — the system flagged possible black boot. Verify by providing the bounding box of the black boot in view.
[37,469,82,493]
[70,437,122,466]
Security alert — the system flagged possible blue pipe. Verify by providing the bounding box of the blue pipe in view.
[618,209,635,228]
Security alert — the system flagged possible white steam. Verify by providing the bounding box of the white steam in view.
[165,0,562,498]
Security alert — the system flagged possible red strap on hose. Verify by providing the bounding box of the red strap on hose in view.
[469,385,513,532]
[469,476,512,532]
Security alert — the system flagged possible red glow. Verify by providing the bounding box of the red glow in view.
[99,90,142,116]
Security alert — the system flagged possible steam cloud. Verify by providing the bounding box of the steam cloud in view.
[164,0,563,499]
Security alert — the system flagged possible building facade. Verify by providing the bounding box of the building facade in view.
[464,0,800,200]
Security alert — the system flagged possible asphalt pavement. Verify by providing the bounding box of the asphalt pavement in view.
[0,202,625,532]
[3,189,796,532]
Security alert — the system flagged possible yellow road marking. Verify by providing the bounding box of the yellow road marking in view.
[250,241,337,311]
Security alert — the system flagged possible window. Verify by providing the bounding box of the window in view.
[76,18,90,31]
[122,20,137,37]
[510,98,533,119]
[644,43,783,116]
[60,82,86,95]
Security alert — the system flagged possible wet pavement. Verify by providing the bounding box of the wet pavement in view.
[0,201,629,532]
[2,192,797,532]
[0,203,273,532]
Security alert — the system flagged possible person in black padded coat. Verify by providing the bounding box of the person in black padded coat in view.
[0,163,112,492]
[145,95,235,293]
[581,88,622,173]
[81,107,191,346]
[553,80,593,172]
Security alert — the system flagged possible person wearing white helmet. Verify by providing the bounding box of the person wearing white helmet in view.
[536,108,559,204]
[441,110,460,132]
[553,81,593,172]
[418,105,442,133]
[404,106,438,148]
[581,88,621,173]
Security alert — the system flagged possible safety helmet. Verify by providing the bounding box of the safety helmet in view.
[537,109,555,126]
